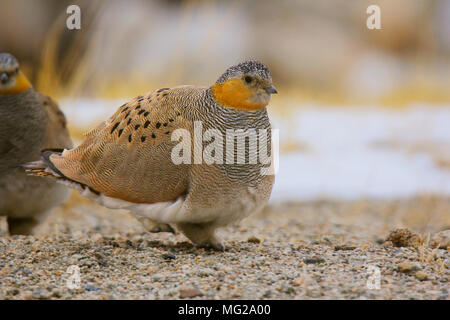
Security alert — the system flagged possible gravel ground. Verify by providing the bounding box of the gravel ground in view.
[0,194,449,300]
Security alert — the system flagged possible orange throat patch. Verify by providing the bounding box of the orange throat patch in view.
[211,78,267,111]
[0,71,32,95]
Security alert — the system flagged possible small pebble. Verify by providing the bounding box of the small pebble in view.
[430,230,450,249]
[397,262,421,274]
[51,290,62,298]
[7,288,20,296]
[180,289,203,299]
[247,236,261,244]
[85,285,100,292]
[304,257,325,264]
[90,233,103,242]
[162,253,176,260]
[414,271,428,281]
[385,228,421,247]
[32,289,49,300]
[17,267,32,275]
[334,244,357,251]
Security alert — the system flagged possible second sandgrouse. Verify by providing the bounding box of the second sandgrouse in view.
[0,53,73,234]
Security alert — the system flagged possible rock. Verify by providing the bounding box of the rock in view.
[151,274,164,282]
[261,290,272,298]
[247,236,261,244]
[85,285,100,292]
[51,289,62,298]
[179,289,203,299]
[94,252,108,267]
[197,268,214,277]
[385,228,421,247]
[71,254,84,261]
[304,257,325,264]
[383,240,394,247]
[397,262,412,273]
[90,233,103,243]
[17,267,32,275]
[7,288,20,296]
[32,288,49,300]
[281,285,296,295]
[430,230,450,250]
[162,253,176,260]
[397,262,421,274]
[414,271,428,281]
[334,244,357,251]
[123,239,135,248]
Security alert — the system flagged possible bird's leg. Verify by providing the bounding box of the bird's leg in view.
[7,216,40,235]
[136,217,176,233]
[0,216,8,236]
[176,222,225,251]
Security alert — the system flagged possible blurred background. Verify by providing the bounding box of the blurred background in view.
[1,0,450,202]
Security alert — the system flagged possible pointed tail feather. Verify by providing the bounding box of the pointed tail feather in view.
[21,149,101,195]
[21,149,66,178]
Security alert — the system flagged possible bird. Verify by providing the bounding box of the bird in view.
[24,60,277,250]
[0,53,73,235]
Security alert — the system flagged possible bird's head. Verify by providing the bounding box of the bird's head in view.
[0,53,31,95]
[211,60,277,111]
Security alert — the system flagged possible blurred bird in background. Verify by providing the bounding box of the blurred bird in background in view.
[0,53,73,235]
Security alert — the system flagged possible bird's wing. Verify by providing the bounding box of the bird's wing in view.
[39,93,73,150]
[48,87,191,204]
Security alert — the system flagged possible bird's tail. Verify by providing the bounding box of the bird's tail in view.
[22,149,100,195]
[22,149,66,178]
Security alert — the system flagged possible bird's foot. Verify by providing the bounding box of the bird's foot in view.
[150,223,176,234]
[7,216,39,235]
[177,222,225,252]
[137,217,176,234]
[197,240,226,252]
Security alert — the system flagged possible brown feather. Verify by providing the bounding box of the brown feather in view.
[39,93,73,150]
[49,87,195,203]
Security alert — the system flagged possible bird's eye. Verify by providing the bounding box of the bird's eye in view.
[244,76,253,83]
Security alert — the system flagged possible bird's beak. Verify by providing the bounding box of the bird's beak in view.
[265,85,278,94]
[0,72,8,84]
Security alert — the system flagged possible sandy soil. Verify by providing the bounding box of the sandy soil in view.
[0,194,449,300]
